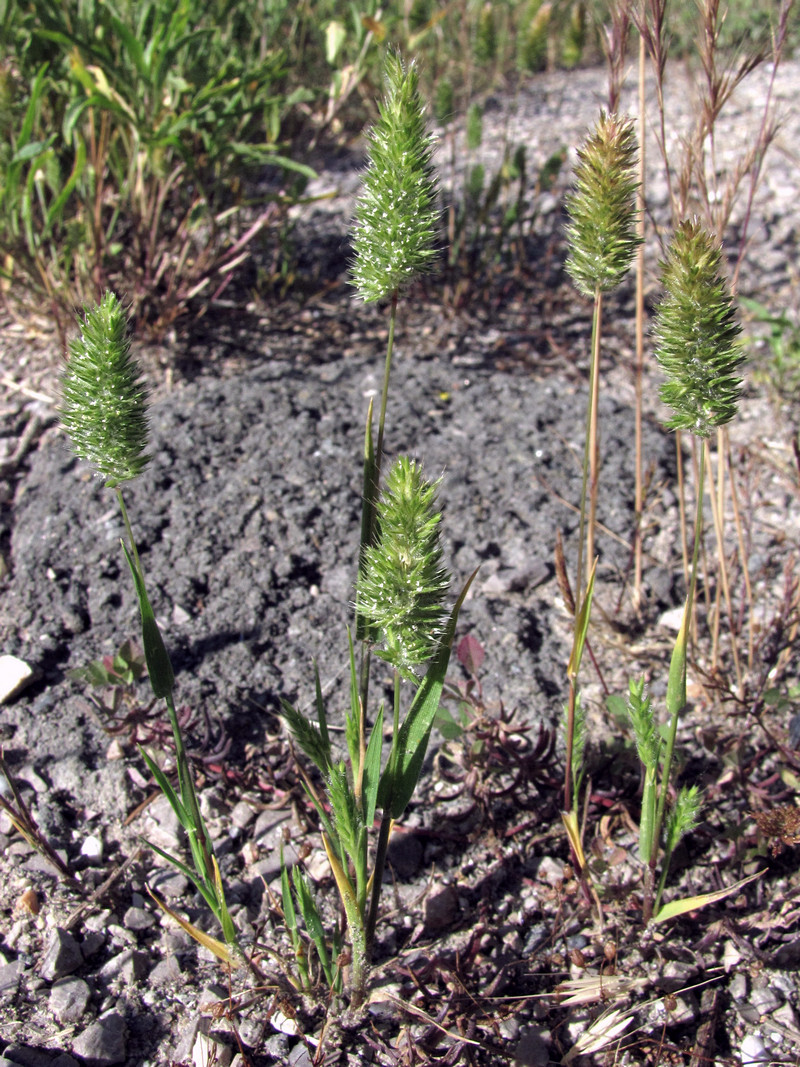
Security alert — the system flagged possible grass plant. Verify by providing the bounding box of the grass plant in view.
[282,53,475,1007]
[60,292,241,964]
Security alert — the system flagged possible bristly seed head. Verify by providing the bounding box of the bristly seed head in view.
[565,111,641,297]
[357,456,450,671]
[351,53,439,304]
[653,219,743,438]
[60,291,150,487]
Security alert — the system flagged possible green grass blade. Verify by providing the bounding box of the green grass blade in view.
[138,746,189,828]
[345,628,360,770]
[385,569,478,819]
[121,540,174,699]
[363,703,384,829]
[142,837,218,914]
[292,866,333,987]
[666,600,689,719]
[313,661,331,761]
[567,558,596,682]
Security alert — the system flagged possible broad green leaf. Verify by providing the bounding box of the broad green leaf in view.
[434,705,464,741]
[652,869,764,923]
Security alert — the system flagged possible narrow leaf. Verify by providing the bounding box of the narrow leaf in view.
[384,569,478,819]
[666,597,689,718]
[141,838,218,914]
[652,870,764,923]
[292,865,333,987]
[560,809,587,870]
[568,559,597,682]
[121,541,174,699]
[146,886,239,967]
[322,833,358,911]
[138,746,189,828]
[363,704,384,829]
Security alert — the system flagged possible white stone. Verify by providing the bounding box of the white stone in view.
[658,607,685,632]
[741,1033,769,1065]
[81,834,103,862]
[0,655,35,703]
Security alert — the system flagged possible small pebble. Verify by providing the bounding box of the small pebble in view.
[39,929,83,982]
[71,1011,128,1066]
[741,1033,770,1066]
[80,834,103,862]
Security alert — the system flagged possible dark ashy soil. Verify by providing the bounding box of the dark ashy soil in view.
[0,60,800,1067]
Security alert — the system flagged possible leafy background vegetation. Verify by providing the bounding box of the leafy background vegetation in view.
[0,0,794,340]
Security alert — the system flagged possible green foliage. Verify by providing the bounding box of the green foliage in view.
[654,220,743,437]
[741,296,800,399]
[60,292,238,951]
[474,3,497,64]
[626,677,659,772]
[565,111,641,297]
[69,638,146,693]
[519,1,552,72]
[562,1,586,68]
[433,75,455,124]
[0,0,313,333]
[351,53,439,303]
[281,856,341,991]
[665,784,701,854]
[61,292,150,487]
[466,101,484,151]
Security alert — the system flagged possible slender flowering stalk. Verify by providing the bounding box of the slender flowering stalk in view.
[350,53,441,737]
[60,293,240,957]
[641,219,743,922]
[562,114,640,872]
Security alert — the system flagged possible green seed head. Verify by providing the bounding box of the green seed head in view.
[565,111,641,296]
[357,456,450,671]
[654,219,743,438]
[61,292,150,487]
[351,53,439,304]
[665,784,701,853]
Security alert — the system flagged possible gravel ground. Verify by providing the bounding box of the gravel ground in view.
[0,56,799,1067]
